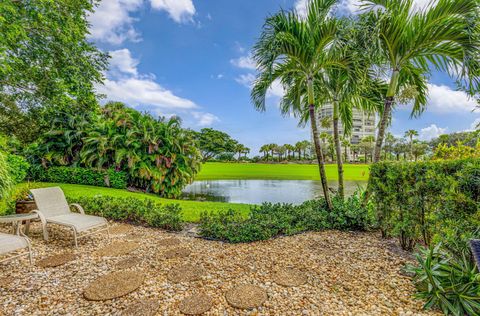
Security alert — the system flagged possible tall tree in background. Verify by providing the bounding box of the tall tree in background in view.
[0,0,108,143]
[194,128,238,162]
[251,0,343,210]
[404,129,419,160]
[361,0,480,162]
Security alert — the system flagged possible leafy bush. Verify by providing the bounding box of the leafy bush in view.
[370,159,480,314]
[6,154,30,183]
[0,151,13,201]
[199,192,375,243]
[66,195,183,231]
[406,243,480,316]
[32,167,127,189]
[369,159,480,250]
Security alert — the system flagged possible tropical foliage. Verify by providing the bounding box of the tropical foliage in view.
[199,190,375,243]
[27,102,202,198]
[0,0,108,143]
[361,0,480,162]
[251,0,345,209]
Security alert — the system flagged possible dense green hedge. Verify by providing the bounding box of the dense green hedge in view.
[199,192,375,243]
[369,158,480,250]
[31,167,127,189]
[70,195,183,231]
[6,154,30,183]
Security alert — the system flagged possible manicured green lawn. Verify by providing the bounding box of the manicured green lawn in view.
[196,162,370,181]
[32,183,251,222]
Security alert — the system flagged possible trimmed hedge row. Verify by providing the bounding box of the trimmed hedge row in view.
[369,158,480,250]
[199,192,376,243]
[70,195,183,231]
[31,166,127,189]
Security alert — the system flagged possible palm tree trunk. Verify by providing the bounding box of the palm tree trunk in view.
[374,70,399,163]
[332,101,344,199]
[309,104,333,210]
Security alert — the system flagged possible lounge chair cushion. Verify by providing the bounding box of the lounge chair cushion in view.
[47,213,107,233]
[0,233,29,255]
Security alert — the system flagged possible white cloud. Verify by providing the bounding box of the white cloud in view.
[98,77,197,109]
[235,73,256,88]
[419,124,447,141]
[426,84,477,114]
[99,48,197,110]
[109,49,139,76]
[230,55,256,70]
[150,0,196,23]
[88,0,143,45]
[192,112,220,126]
[267,80,284,98]
[294,0,437,16]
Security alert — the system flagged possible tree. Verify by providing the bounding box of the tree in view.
[260,144,270,160]
[251,0,345,209]
[194,128,238,162]
[384,132,396,160]
[411,141,429,161]
[404,129,419,160]
[361,0,480,162]
[314,17,384,198]
[341,137,351,162]
[284,144,295,160]
[360,136,375,163]
[0,0,108,143]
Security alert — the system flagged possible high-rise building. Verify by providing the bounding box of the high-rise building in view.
[315,105,376,145]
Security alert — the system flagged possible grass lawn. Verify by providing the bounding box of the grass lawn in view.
[30,182,251,222]
[196,162,370,181]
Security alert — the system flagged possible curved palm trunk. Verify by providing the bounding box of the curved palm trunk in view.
[332,101,344,199]
[309,104,333,210]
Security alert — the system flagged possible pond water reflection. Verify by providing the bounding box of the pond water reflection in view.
[182,180,367,204]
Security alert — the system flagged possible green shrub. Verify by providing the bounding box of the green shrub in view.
[68,195,183,231]
[6,154,30,183]
[199,192,375,243]
[0,151,13,201]
[369,159,480,250]
[32,166,127,189]
[406,243,480,316]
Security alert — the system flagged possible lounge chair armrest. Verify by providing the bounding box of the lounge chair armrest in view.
[31,209,47,224]
[70,203,86,215]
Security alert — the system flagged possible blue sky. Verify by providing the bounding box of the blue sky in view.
[88,0,479,155]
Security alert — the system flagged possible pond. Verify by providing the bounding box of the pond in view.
[181,180,367,205]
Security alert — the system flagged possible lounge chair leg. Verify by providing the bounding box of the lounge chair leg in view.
[42,222,49,242]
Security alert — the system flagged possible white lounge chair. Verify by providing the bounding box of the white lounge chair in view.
[0,232,32,265]
[30,187,109,247]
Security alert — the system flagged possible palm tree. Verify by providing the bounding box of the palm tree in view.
[362,0,480,162]
[384,132,396,160]
[404,129,419,160]
[284,144,295,160]
[251,0,342,209]
[341,137,351,162]
[360,136,375,163]
[260,144,269,160]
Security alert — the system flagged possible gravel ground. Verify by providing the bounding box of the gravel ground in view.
[0,222,440,316]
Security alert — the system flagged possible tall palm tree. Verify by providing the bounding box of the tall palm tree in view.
[251,0,343,209]
[260,144,269,160]
[361,0,480,162]
[341,137,351,162]
[404,129,419,160]
[384,132,396,160]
